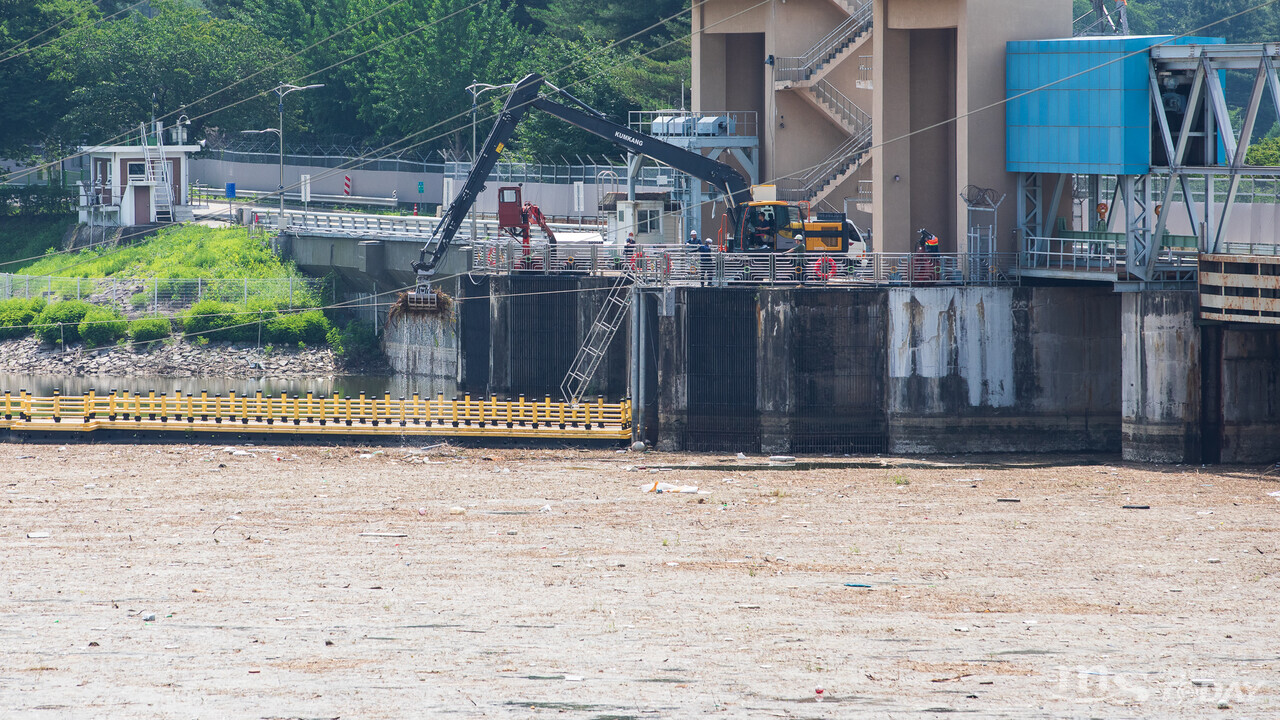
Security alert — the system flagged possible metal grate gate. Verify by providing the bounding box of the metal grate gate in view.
[791,291,887,454]
[683,289,760,451]
[507,277,581,398]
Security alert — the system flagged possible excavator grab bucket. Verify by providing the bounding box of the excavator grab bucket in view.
[406,274,438,310]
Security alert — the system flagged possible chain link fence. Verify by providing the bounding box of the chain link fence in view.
[0,274,329,318]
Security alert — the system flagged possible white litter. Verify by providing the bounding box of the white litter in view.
[643,481,699,494]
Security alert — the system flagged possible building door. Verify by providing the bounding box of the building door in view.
[169,158,181,205]
[95,158,111,204]
[134,185,151,225]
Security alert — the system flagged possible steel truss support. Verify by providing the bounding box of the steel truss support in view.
[1149,43,1280,263]
[1016,172,1043,266]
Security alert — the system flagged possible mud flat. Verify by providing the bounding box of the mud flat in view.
[2,446,1277,718]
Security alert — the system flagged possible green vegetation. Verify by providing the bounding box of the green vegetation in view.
[1,0,690,166]
[0,298,47,339]
[128,316,173,343]
[178,299,334,346]
[0,215,76,272]
[78,306,127,347]
[32,299,95,345]
[19,224,305,280]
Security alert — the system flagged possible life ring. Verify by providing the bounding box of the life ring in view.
[629,249,644,272]
[485,246,496,266]
[813,256,838,280]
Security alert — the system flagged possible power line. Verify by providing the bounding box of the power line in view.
[0,0,148,65]
[1,0,459,183]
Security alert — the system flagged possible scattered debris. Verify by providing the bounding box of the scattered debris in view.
[643,482,698,494]
[844,583,872,588]
[768,456,796,463]
[26,532,50,539]
[359,532,408,538]
[449,506,466,515]
[1192,679,1215,687]
[997,498,1020,503]
[142,614,156,622]
[1122,505,1150,510]
[631,441,646,452]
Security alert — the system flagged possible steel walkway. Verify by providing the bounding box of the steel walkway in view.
[0,391,631,440]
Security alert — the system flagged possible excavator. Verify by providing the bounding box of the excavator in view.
[408,72,865,306]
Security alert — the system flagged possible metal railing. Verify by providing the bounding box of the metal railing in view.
[774,2,873,82]
[1221,241,1280,256]
[468,240,1018,287]
[0,273,326,315]
[628,110,758,139]
[857,180,873,203]
[811,79,871,135]
[775,131,872,202]
[857,56,873,87]
[272,208,603,237]
[1020,235,1199,276]
[0,390,632,440]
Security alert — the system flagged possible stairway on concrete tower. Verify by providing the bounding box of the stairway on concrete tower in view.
[773,1,873,84]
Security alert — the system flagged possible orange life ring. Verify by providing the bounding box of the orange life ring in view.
[629,249,644,272]
[813,256,838,280]
[485,246,496,265]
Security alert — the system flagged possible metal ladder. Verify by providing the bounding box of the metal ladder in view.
[560,269,635,405]
[140,124,174,223]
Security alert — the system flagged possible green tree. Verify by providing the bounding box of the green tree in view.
[0,0,98,159]
[49,0,295,145]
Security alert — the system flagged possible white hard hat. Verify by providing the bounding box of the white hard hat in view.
[690,230,698,236]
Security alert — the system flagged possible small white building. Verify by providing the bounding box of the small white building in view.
[77,121,201,227]
[600,191,681,245]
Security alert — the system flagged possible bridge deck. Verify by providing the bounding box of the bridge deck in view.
[0,391,631,441]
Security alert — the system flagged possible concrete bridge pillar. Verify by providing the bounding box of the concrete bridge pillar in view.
[1121,291,1202,463]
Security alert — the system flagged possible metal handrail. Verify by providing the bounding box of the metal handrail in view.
[774,1,872,81]
[776,130,872,201]
[811,79,870,134]
[467,240,1018,287]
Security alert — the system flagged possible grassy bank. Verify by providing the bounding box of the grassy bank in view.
[0,215,76,272]
[19,224,304,280]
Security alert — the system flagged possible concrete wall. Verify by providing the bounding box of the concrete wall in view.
[655,284,1121,454]
[874,0,1070,254]
[1216,327,1280,463]
[694,0,872,211]
[485,275,629,400]
[383,311,458,388]
[191,156,663,218]
[887,286,1121,453]
[1121,291,1201,463]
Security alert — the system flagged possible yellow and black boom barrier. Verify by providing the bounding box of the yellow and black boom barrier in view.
[0,390,632,441]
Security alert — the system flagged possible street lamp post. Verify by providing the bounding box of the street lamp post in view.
[465,81,516,241]
[243,82,323,229]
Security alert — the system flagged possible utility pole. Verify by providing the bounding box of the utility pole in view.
[243,82,323,229]
[464,81,517,240]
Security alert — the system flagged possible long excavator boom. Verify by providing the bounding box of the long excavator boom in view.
[408,73,752,303]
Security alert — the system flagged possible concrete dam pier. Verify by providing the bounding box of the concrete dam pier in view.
[383,277,1280,464]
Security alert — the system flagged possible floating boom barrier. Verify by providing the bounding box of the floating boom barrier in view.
[0,390,631,440]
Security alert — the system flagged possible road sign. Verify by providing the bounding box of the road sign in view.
[343,175,351,195]
[300,174,311,203]
[417,181,424,194]
[225,182,236,199]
